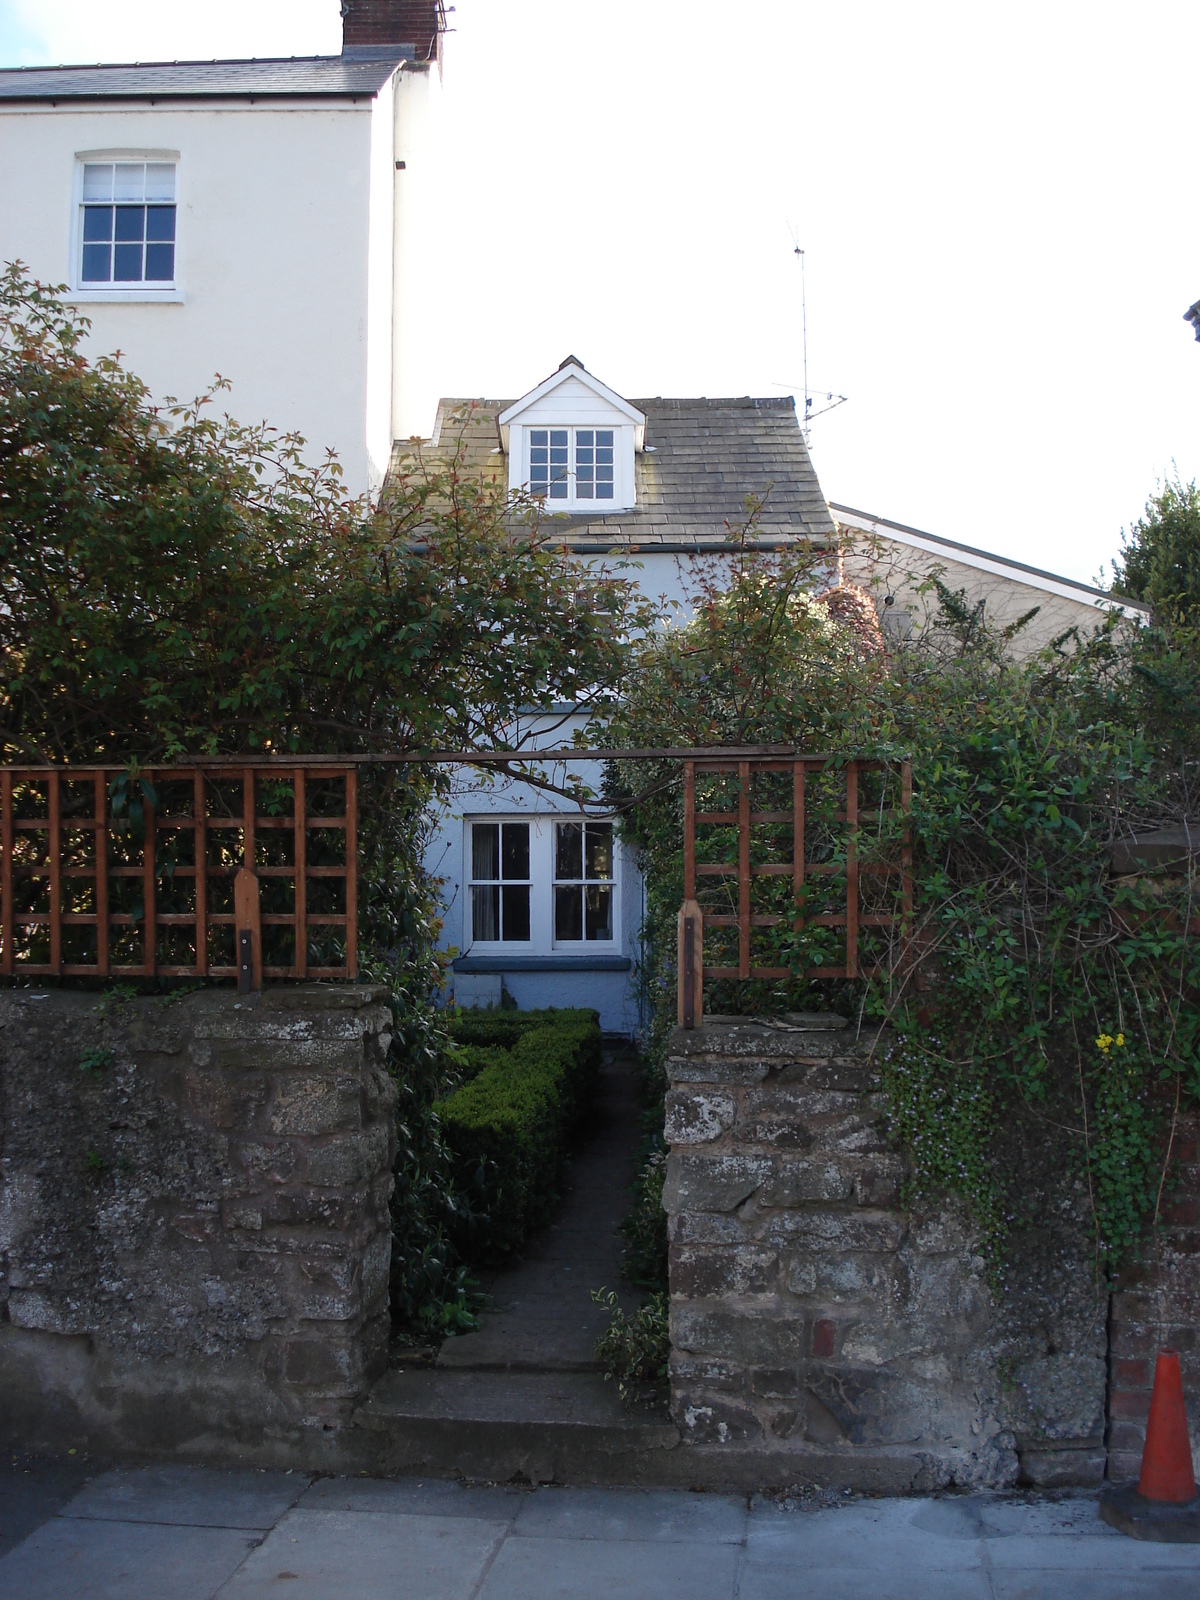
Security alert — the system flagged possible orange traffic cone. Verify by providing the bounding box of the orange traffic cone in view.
[1101,1346,1200,1541]
[1138,1349,1197,1503]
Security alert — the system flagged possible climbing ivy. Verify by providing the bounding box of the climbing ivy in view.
[606,521,1200,1274]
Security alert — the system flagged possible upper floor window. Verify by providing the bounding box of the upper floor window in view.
[529,428,614,505]
[80,162,176,286]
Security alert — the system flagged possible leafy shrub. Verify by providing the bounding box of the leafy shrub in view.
[621,1146,669,1290]
[436,1010,601,1261]
[606,518,1200,1274]
[592,1289,670,1403]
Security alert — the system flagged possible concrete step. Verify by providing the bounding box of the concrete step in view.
[349,1367,945,1493]
[351,1368,678,1484]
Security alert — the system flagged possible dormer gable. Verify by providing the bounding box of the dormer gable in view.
[499,357,645,512]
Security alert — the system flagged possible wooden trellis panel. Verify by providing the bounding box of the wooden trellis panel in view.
[680,756,911,1022]
[0,766,356,981]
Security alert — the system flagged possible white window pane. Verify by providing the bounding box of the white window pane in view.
[472,883,499,942]
[145,163,175,201]
[82,163,113,202]
[472,822,498,882]
[114,163,145,202]
[585,823,613,881]
[501,822,529,881]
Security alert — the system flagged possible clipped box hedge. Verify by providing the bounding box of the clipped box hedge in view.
[436,1008,602,1261]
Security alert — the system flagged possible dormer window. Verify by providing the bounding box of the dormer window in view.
[529,428,614,503]
[500,358,644,515]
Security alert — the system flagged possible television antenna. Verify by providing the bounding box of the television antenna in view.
[783,226,846,446]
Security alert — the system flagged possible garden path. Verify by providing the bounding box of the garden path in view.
[436,1047,643,1373]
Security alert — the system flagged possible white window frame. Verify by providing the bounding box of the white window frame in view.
[68,151,185,304]
[552,818,617,947]
[527,426,618,511]
[466,818,533,947]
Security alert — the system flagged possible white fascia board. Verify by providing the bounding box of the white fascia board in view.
[499,364,645,450]
[833,506,1149,623]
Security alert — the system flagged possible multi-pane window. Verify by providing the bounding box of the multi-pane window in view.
[470,821,531,942]
[529,428,569,499]
[529,429,615,504]
[554,821,614,942]
[81,162,176,285]
[574,430,614,500]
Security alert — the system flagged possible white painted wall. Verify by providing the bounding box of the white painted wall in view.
[0,87,410,495]
[391,63,444,442]
[426,715,644,1034]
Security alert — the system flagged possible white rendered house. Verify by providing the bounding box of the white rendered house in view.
[395,358,839,1033]
[396,357,1151,1032]
[0,0,447,495]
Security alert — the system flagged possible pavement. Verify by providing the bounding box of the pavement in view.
[1,1461,1198,1599]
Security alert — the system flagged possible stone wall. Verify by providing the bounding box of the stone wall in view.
[0,985,396,1464]
[664,1018,1113,1490]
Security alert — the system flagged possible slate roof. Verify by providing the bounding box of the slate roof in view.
[386,397,836,548]
[0,54,410,103]
[831,502,1153,615]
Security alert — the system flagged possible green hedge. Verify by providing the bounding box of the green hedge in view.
[436,1008,602,1260]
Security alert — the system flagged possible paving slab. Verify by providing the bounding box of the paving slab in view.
[217,1507,509,1600]
[300,1473,525,1519]
[62,1464,308,1529]
[510,1484,748,1544]
[0,1515,258,1600]
[989,1576,1199,1600]
[736,1569,995,1600]
[984,1529,1200,1571]
[745,1497,989,1572]
[0,1456,91,1558]
[476,1531,742,1600]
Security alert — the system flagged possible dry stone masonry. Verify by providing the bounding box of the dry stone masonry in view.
[0,985,396,1464]
[663,1018,1117,1490]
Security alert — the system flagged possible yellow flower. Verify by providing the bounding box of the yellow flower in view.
[1115,1033,1125,1048]
[1096,1034,1113,1053]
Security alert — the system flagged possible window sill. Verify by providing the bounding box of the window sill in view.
[65,288,185,305]
[453,954,631,973]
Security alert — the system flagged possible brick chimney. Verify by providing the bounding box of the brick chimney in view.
[340,1,445,62]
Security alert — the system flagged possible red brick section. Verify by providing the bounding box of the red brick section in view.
[341,0,443,60]
[1107,1112,1200,1482]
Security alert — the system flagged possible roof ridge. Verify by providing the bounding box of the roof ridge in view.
[0,53,402,74]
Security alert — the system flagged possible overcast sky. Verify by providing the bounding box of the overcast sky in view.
[3,0,1199,585]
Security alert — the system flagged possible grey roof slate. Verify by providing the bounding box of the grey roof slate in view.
[0,54,409,102]
[387,397,836,548]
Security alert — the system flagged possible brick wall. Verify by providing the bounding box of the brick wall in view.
[0,986,396,1461]
[341,0,442,60]
[1107,1108,1200,1482]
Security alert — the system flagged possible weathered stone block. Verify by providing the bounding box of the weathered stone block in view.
[268,1075,362,1137]
[784,1249,909,1305]
[750,1366,801,1400]
[671,1305,807,1367]
[304,1125,391,1188]
[663,1089,735,1145]
[673,1390,762,1444]
[670,1245,779,1299]
[766,1209,907,1254]
[761,1159,854,1206]
[668,1210,755,1247]
[663,1152,771,1214]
